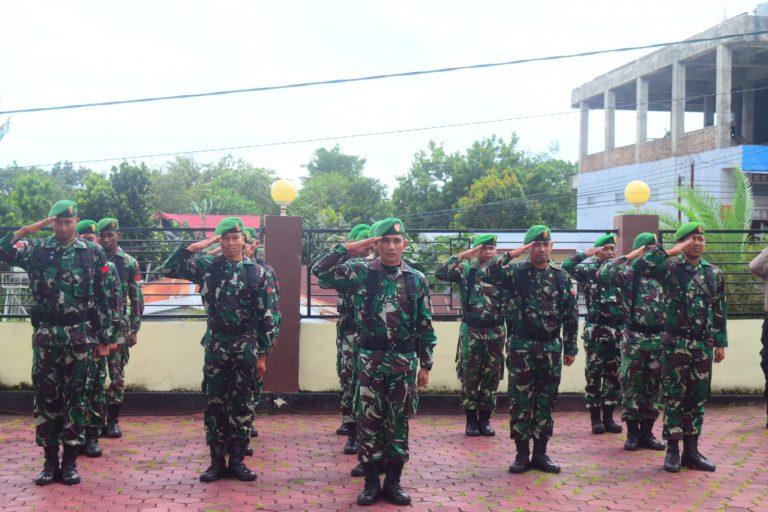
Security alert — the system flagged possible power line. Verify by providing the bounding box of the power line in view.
[3,29,768,116]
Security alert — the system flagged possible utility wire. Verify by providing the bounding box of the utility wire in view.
[2,29,768,116]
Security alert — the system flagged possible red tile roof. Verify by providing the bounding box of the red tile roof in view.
[158,213,261,234]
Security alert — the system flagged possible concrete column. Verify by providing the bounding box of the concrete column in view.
[716,44,733,148]
[263,215,302,392]
[703,94,715,126]
[635,77,649,161]
[743,85,755,143]
[579,101,589,160]
[613,214,660,255]
[671,61,686,154]
[604,90,616,152]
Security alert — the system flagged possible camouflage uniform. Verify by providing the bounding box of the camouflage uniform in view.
[250,256,280,419]
[435,255,506,413]
[312,246,436,465]
[0,233,111,447]
[478,254,578,441]
[106,248,144,406]
[635,245,728,440]
[160,245,277,446]
[562,252,624,409]
[599,256,664,422]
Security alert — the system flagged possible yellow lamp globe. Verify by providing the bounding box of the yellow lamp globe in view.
[271,179,297,215]
[624,180,651,208]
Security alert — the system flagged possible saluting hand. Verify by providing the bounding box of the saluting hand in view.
[625,246,648,261]
[457,245,481,261]
[14,217,54,239]
[344,236,381,257]
[665,238,692,257]
[187,236,221,253]
[507,243,532,259]
[584,246,602,258]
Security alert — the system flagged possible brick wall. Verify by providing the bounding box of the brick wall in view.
[675,126,716,155]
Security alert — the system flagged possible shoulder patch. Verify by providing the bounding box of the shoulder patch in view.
[101,265,110,274]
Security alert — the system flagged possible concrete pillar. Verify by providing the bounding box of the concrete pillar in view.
[743,85,755,143]
[613,214,660,255]
[703,94,715,127]
[263,215,302,392]
[635,77,649,161]
[579,101,589,160]
[604,90,616,152]
[716,44,733,148]
[671,61,686,154]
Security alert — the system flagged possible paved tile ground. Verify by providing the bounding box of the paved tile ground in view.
[0,403,766,511]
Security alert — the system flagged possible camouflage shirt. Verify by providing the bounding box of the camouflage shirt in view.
[102,260,123,343]
[311,245,437,370]
[160,245,278,355]
[435,255,508,326]
[0,232,112,345]
[562,251,623,324]
[478,253,578,356]
[635,245,728,348]
[108,247,144,336]
[254,256,281,340]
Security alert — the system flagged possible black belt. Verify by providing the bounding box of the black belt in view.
[513,326,557,343]
[463,318,504,329]
[628,322,663,335]
[209,322,253,336]
[586,313,624,327]
[40,312,87,327]
[664,324,708,339]
[358,337,417,352]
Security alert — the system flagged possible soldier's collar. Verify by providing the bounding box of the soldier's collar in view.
[369,258,409,273]
[115,246,126,257]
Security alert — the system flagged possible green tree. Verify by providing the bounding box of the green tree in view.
[453,169,526,229]
[150,156,203,213]
[305,145,366,178]
[110,162,155,227]
[77,173,119,221]
[8,171,60,224]
[194,156,278,215]
[51,162,93,190]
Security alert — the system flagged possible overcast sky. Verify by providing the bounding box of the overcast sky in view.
[0,0,762,193]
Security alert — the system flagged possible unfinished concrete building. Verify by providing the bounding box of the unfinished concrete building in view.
[572,7,768,230]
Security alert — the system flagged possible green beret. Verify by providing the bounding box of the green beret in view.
[675,222,704,242]
[472,234,498,248]
[369,217,405,238]
[593,233,616,248]
[214,217,245,236]
[354,229,371,241]
[75,219,98,235]
[244,227,258,243]
[523,225,551,244]
[48,200,78,218]
[97,217,119,233]
[348,223,371,241]
[633,232,657,250]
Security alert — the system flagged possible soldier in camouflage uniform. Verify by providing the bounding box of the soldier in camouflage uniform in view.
[435,233,506,437]
[635,222,727,472]
[77,220,122,458]
[598,232,665,451]
[312,217,436,506]
[97,218,144,439]
[747,244,768,429]
[478,225,578,474]
[0,200,111,486]
[563,234,624,435]
[160,217,277,482]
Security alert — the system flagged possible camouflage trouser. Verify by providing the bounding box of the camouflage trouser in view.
[761,314,768,398]
[619,334,662,422]
[583,323,621,408]
[248,373,263,417]
[85,355,108,429]
[107,342,130,405]
[507,349,562,441]
[456,323,505,412]
[337,330,359,425]
[31,325,93,447]
[661,340,713,440]
[203,348,256,445]
[357,348,418,464]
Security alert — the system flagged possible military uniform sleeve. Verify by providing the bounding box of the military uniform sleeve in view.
[0,232,33,269]
[749,246,768,279]
[562,251,588,282]
[159,244,208,284]
[632,244,670,280]
[598,256,628,288]
[415,276,437,371]
[265,266,280,341]
[434,255,463,283]
[712,267,728,348]
[255,268,278,356]
[560,269,579,356]
[477,251,514,287]
[107,263,122,343]
[92,244,113,345]
[311,244,357,291]
[127,256,144,333]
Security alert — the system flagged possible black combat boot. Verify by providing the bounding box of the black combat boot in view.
[382,461,411,505]
[60,445,81,485]
[465,410,480,436]
[343,423,358,454]
[602,405,623,433]
[356,462,382,506]
[350,462,365,477]
[228,440,257,481]
[638,419,664,450]
[531,438,561,474]
[681,435,716,472]
[244,442,253,457]
[663,440,680,473]
[34,445,60,486]
[251,426,258,438]
[589,407,606,434]
[623,421,640,451]
[104,404,122,438]
[199,442,227,483]
[478,410,495,437]
[336,422,350,436]
[85,427,103,458]
[508,439,532,474]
